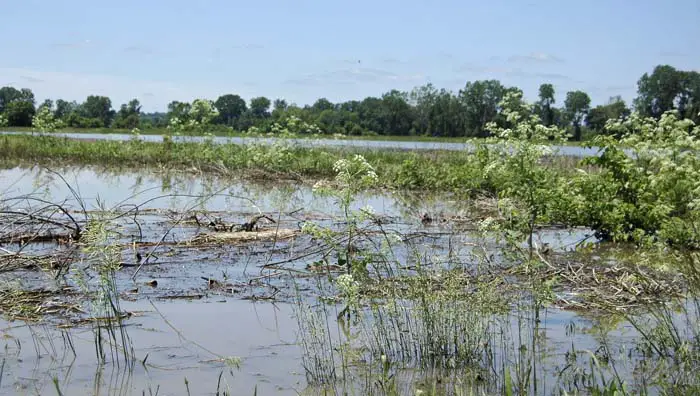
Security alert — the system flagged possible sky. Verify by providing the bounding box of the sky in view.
[0,0,698,112]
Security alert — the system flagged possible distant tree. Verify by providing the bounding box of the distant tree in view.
[20,88,35,105]
[459,80,506,137]
[380,90,414,135]
[83,95,115,127]
[409,83,438,135]
[167,101,192,122]
[564,90,591,141]
[54,99,77,120]
[357,97,386,134]
[536,83,556,126]
[678,70,700,123]
[428,89,465,137]
[316,109,343,134]
[139,112,168,128]
[214,94,247,125]
[312,98,334,113]
[249,96,271,118]
[634,65,682,119]
[5,101,36,127]
[271,99,289,120]
[0,87,21,113]
[586,96,630,134]
[0,86,35,113]
[273,99,288,112]
[113,99,142,129]
[38,99,54,112]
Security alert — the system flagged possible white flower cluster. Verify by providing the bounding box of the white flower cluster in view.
[335,273,360,304]
[269,115,324,135]
[32,106,62,133]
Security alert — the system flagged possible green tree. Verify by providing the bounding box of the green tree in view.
[586,96,630,134]
[5,101,36,127]
[633,65,700,122]
[0,86,34,113]
[428,89,465,137]
[271,99,289,120]
[214,94,247,125]
[250,96,271,118]
[167,101,192,122]
[634,65,683,119]
[83,95,115,127]
[38,99,53,112]
[564,90,591,141]
[459,80,506,137]
[536,83,556,126]
[54,99,77,120]
[312,98,334,113]
[408,83,441,135]
[678,70,700,123]
[0,87,22,113]
[113,99,142,129]
[357,97,386,134]
[273,99,288,112]
[380,90,414,136]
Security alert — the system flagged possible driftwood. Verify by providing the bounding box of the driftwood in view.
[231,214,276,232]
[188,228,298,245]
[191,213,277,232]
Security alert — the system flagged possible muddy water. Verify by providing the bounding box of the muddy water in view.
[0,298,641,396]
[1,299,303,395]
[0,165,656,395]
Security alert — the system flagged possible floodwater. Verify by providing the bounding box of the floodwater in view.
[0,131,606,157]
[0,165,685,395]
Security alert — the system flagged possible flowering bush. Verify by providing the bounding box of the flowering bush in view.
[32,106,63,133]
[580,110,700,246]
[269,115,324,136]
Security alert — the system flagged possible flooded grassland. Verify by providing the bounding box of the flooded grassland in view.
[0,161,696,396]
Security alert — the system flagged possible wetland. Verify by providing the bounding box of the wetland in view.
[1,104,699,395]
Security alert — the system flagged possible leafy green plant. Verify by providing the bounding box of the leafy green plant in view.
[581,110,700,247]
[303,154,379,277]
[270,115,324,136]
[481,90,570,311]
[32,105,63,133]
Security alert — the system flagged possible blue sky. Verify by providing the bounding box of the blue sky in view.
[0,0,698,112]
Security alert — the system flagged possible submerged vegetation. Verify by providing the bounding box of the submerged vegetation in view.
[1,87,700,394]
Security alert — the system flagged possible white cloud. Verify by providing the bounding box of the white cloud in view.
[284,67,424,86]
[508,52,564,63]
[455,63,571,81]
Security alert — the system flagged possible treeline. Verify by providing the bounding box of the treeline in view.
[1,64,698,140]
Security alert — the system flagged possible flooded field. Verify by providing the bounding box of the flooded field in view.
[0,164,696,395]
[0,131,606,158]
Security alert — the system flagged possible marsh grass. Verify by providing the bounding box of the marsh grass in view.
[72,207,135,367]
[0,134,586,193]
